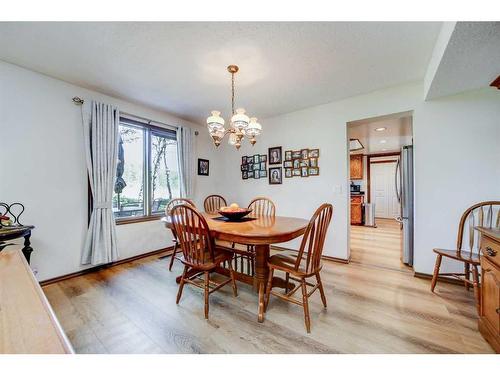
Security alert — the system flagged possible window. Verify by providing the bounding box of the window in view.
[112,117,180,222]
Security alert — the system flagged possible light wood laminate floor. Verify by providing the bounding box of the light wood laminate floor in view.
[43,220,493,353]
[350,218,410,271]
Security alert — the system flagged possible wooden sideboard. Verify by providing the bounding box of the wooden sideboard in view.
[0,248,73,354]
[476,227,500,353]
[350,154,363,180]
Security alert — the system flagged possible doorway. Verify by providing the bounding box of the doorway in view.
[347,111,414,271]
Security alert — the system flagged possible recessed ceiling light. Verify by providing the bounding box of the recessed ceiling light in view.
[375,127,386,132]
[380,139,387,144]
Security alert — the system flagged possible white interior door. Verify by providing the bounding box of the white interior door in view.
[371,162,400,219]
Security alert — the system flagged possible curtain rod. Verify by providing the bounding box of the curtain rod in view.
[72,96,199,135]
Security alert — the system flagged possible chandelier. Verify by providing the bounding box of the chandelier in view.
[206,65,262,150]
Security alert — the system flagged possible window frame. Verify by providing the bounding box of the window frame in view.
[112,116,178,225]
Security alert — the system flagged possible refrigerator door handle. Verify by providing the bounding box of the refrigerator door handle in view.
[395,159,401,203]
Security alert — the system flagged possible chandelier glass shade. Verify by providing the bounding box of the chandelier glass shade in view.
[206,65,261,150]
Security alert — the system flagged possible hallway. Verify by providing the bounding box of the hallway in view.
[350,218,410,271]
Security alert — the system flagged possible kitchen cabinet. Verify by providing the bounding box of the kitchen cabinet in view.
[477,227,500,353]
[350,195,364,225]
[350,154,363,180]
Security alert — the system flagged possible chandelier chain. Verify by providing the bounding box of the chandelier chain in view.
[231,72,235,115]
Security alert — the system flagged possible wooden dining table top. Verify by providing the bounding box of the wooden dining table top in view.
[161,212,309,245]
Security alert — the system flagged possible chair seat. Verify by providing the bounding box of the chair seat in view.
[433,248,480,265]
[179,246,233,270]
[268,253,314,277]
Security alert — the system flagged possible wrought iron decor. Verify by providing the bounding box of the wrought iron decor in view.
[0,202,35,263]
[0,202,25,227]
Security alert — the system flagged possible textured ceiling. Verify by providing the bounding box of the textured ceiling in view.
[425,22,500,99]
[0,22,441,124]
[348,112,413,154]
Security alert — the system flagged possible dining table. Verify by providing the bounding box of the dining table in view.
[162,212,309,322]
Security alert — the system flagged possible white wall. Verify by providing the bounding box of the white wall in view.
[0,61,222,281]
[217,83,500,273]
[413,89,500,273]
[2,60,499,279]
[220,84,424,260]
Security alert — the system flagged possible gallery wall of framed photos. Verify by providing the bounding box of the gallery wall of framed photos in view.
[240,147,319,184]
[283,148,320,178]
[241,154,267,180]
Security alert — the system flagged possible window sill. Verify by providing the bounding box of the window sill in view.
[115,215,164,226]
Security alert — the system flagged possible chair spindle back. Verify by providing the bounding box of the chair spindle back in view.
[457,201,500,255]
[165,198,196,216]
[295,203,333,274]
[204,195,227,213]
[170,205,215,267]
[248,197,276,217]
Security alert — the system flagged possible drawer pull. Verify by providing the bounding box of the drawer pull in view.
[497,308,500,315]
[485,247,497,257]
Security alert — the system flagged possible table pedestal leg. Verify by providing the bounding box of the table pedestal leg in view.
[254,244,270,323]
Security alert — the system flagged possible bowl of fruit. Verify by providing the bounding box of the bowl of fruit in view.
[218,203,253,221]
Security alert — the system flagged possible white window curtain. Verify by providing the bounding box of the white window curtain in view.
[177,126,196,198]
[81,101,120,265]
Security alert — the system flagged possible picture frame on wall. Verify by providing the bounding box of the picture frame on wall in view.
[308,167,319,176]
[247,170,254,178]
[253,154,260,164]
[198,158,209,176]
[293,169,301,177]
[293,159,300,169]
[309,158,318,167]
[309,149,320,158]
[285,151,292,161]
[259,169,267,178]
[268,146,282,165]
[301,149,309,160]
[284,160,293,168]
[242,156,247,164]
[285,168,292,178]
[269,167,282,184]
[260,162,266,170]
[260,154,267,162]
[254,171,260,179]
[242,171,248,179]
[253,163,260,171]
[301,166,309,177]
[292,150,301,159]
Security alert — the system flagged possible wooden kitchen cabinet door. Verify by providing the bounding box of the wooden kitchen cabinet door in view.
[350,155,363,180]
[351,203,363,225]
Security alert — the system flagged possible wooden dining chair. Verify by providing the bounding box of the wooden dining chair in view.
[431,201,500,314]
[264,203,333,333]
[248,197,276,217]
[230,197,277,277]
[203,195,227,214]
[171,204,238,319]
[165,198,196,271]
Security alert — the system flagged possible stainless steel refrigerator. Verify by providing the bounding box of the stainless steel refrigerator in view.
[395,145,414,266]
